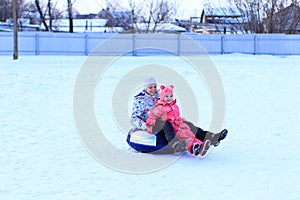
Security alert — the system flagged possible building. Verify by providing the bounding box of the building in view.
[266,3,300,34]
[200,7,244,24]
[0,18,40,32]
[98,8,132,30]
[190,7,246,34]
[52,18,111,32]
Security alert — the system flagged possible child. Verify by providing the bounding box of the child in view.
[146,85,211,156]
[130,77,186,154]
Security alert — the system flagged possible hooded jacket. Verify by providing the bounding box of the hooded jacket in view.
[130,90,159,129]
[146,99,187,133]
[146,85,195,139]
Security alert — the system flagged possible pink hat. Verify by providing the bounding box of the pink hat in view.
[160,85,174,99]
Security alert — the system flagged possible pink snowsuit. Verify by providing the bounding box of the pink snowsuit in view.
[146,90,203,154]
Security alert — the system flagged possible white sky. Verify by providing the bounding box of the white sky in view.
[32,0,296,19]
[36,0,215,19]
[72,0,206,19]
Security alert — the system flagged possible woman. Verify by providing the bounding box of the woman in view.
[129,77,227,154]
[129,77,186,154]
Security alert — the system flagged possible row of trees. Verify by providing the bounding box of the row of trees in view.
[104,0,181,33]
[0,0,74,32]
[1,0,300,33]
[204,0,300,33]
[1,0,29,22]
[1,0,181,33]
[98,0,300,33]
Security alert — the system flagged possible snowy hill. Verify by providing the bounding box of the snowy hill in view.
[0,54,299,199]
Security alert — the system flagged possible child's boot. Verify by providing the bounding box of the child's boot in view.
[192,142,201,156]
[214,129,228,147]
[198,139,211,157]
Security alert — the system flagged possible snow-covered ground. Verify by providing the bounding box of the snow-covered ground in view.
[1,54,299,200]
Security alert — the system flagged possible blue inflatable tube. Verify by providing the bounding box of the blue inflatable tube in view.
[126,129,172,154]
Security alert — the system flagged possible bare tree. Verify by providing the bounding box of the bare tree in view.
[209,0,300,33]
[131,0,180,33]
[67,0,74,33]
[104,0,180,33]
[1,0,10,22]
[1,0,63,31]
[102,0,134,31]
[33,0,64,31]
[35,0,49,31]
[1,0,30,22]
[264,0,300,33]
[48,1,64,31]
[204,0,266,33]
[47,0,53,30]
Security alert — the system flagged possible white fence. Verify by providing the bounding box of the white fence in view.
[1,32,300,56]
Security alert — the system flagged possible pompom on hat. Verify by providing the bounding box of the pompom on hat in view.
[143,77,157,90]
[160,85,174,99]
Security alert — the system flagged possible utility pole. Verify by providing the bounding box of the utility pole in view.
[13,0,18,60]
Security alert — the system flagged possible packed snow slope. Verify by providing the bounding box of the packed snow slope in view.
[1,54,299,200]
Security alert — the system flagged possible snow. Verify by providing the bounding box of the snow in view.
[134,23,187,32]
[51,19,118,33]
[1,54,300,199]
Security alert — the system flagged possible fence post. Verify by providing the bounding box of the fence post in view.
[85,33,88,56]
[253,34,258,55]
[132,35,136,56]
[177,34,181,56]
[35,33,40,55]
[221,35,225,54]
